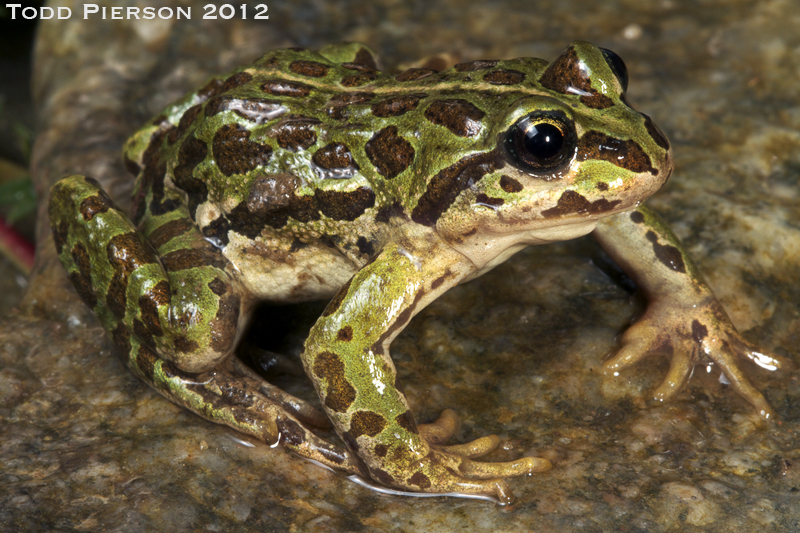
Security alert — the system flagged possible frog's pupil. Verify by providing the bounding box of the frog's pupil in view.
[523,123,563,161]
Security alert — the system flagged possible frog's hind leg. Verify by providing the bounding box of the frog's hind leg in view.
[49,175,360,473]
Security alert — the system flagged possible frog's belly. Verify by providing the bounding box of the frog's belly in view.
[223,232,358,303]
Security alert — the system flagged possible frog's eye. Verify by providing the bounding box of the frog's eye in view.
[504,111,576,174]
[600,48,628,93]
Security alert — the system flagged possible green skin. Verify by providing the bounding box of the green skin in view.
[48,41,781,504]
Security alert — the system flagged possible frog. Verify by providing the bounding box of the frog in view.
[48,41,782,504]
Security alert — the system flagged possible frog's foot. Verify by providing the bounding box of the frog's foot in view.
[603,299,782,418]
[373,410,550,504]
[383,443,550,505]
[152,355,361,474]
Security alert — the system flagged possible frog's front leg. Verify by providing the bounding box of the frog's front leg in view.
[593,205,782,418]
[303,238,550,504]
[49,175,361,473]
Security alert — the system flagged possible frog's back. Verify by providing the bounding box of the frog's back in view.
[122,42,668,302]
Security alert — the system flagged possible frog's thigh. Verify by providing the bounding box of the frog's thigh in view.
[49,175,243,375]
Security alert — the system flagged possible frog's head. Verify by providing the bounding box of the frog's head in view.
[428,42,673,269]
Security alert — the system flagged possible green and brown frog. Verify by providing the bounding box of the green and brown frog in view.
[48,41,781,503]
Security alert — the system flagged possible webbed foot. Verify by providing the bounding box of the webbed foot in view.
[604,298,783,419]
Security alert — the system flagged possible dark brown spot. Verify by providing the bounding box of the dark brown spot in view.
[124,155,141,177]
[52,220,68,256]
[692,319,708,343]
[209,291,240,353]
[172,137,209,216]
[340,69,377,87]
[540,46,614,109]
[147,218,194,250]
[107,232,155,275]
[69,243,97,308]
[370,468,396,486]
[212,124,273,176]
[105,232,155,319]
[289,239,308,253]
[135,344,159,382]
[167,104,202,144]
[374,443,389,458]
[455,60,498,72]
[365,126,415,179]
[499,175,523,193]
[580,93,614,109]
[202,215,230,247]
[273,117,319,151]
[337,326,353,342]
[407,472,432,489]
[312,143,358,170]
[245,173,301,215]
[138,282,168,339]
[174,336,200,354]
[316,187,376,221]
[106,275,128,319]
[322,278,353,317]
[328,92,375,106]
[356,235,374,256]
[197,78,225,100]
[111,322,131,356]
[261,79,312,97]
[228,178,320,235]
[276,417,306,446]
[395,68,436,82]
[290,60,330,77]
[645,231,686,273]
[483,69,525,85]
[578,131,656,174]
[577,130,658,175]
[542,190,621,218]
[208,278,227,296]
[205,97,285,123]
[79,191,114,221]
[475,193,504,207]
[219,71,253,92]
[395,410,418,434]
[371,95,423,117]
[133,319,153,347]
[596,181,609,191]
[411,151,498,226]
[312,351,356,413]
[161,247,227,272]
[349,410,387,438]
[430,271,451,291]
[630,210,645,224]
[424,99,485,137]
[642,113,670,150]
[352,48,378,70]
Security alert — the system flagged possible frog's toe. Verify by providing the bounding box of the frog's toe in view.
[733,336,785,372]
[449,479,517,505]
[459,455,551,478]
[706,340,775,419]
[418,408,459,444]
[440,435,501,458]
[651,351,693,402]
[603,334,652,375]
